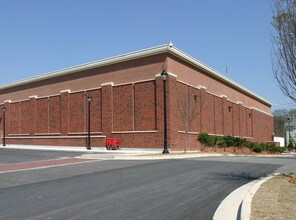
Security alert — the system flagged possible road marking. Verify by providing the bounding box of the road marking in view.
[0,158,100,174]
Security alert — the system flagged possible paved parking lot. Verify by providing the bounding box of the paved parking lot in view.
[0,149,290,219]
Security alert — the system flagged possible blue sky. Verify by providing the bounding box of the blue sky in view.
[0,0,294,110]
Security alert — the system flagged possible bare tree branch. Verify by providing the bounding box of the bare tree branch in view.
[176,83,206,152]
[272,0,296,103]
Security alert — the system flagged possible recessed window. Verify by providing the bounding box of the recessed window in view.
[194,95,198,103]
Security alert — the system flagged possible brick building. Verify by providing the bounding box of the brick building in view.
[0,44,274,150]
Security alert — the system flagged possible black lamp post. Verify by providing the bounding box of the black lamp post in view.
[287,117,292,145]
[2,107,6,147]
[87,96,92,150]
[161,71,169,154]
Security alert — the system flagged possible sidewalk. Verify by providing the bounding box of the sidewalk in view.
[2,144,296,160]
[2,144,163,155]
[1,144,227,159]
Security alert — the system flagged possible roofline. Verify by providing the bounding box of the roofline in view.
[166,47,272,106]
[0,43,272,106]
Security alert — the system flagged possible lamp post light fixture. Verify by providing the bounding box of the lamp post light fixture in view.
[2,107,6,147]
[161,70,169,154]
[87,96,92,150]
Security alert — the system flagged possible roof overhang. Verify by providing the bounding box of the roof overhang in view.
[0,43,272,106]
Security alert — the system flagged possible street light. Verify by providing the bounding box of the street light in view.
[161,71,169,154]
[87,96,92,150]
[2,107,6,146]
[287,117,292,145]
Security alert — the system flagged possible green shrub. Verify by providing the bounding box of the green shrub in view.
[252,143,263,153]
[198,133,211,151]
[224,136,235,148]
[198,133,284,154]
[287,138,294,151]
[217,136,227,151]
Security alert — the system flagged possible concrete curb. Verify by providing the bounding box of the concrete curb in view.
[239,173,280,220]
[213,173,279,220]
[212,181,257,220]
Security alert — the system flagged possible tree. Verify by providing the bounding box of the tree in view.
[273,108,288,136]
[176,85,205,152]
[273,108,296,137]
[272,0,296,102]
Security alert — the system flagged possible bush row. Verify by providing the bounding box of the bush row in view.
[197,133,284,153]
[287,138,296,151]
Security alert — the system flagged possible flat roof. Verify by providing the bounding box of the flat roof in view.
[0,43,272,106]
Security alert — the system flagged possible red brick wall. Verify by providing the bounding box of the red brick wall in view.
[233,103,240,137]
[202,91,215,134]
[0,54,274,149]
[36,98,49,134]
[239,104,247,137]
[0,54,167,103]
[172,80,274,150]
[252,109,274,143]
[9,102,20,134]
[49,96,61,134]
[174,82,189,132]
[60,91,69,135]
[69,92,85,133]
[247,109,253,138]
[167,55,272,114]
[223,99,233,136]
[20,101,30,134]
[214,97,223,135]
[134,81,156,131]
[87,89,102,132]
[113,85,134,131]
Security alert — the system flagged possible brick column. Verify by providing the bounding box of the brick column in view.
[29,96,37,136]
[101,82,114,137]
[60,90,70,136]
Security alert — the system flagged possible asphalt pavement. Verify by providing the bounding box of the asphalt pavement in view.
[0,149,285,220]
[0,148,82,164]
